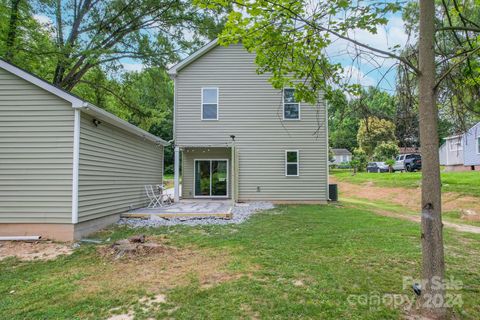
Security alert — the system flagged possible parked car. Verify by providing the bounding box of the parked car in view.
[393,154,422,172]
[366,162,390,173]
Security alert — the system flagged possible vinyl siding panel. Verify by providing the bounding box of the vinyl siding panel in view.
[78,113,163,222]
[444,136,464,165]
[0,68,74,223]
[182,147,231,198]
[175,44,328,201]
[464,123,480,166]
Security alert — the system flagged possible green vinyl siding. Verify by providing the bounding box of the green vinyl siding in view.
[182,147,231,199]
[78,113,163,222]
[175,44,328,201]
[0,68,74,223]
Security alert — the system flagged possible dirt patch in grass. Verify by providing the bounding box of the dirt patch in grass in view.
[334,178,480,221]
[76,236,243,298]
[0,241,73,261]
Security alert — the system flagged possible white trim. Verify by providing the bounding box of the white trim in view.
[201,87,219,120]
[282,88,301,120]
[174,146,180,202]
[325,100,330,200]
[285,150,300,177]
[193,159,229,198]
[0,59,84,108]
[71,109,80,224]
[444,134,463,140]
[173,76,177,141]
[177,143,232,148]
[168,39,219,75]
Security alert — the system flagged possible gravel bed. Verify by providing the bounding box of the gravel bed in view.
[117,201,275,228]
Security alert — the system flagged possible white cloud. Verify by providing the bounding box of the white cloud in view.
[121,63,145,73]
[340,65,377,87]
[33,14,53,26]
[326,16,409,66]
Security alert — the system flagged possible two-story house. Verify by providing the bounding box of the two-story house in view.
[168,40,328,203]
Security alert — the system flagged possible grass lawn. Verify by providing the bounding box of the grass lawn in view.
[331,169,480,197]
[1,205,479,319]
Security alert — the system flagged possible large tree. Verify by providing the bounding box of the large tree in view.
[197,0,480,318]
[38,0,222,90]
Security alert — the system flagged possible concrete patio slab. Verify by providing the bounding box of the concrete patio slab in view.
[122,199,233,219]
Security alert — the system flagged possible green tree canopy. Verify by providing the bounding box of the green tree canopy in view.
[357,117,397,156]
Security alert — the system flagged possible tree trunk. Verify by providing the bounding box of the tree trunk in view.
[5,0,21,61]
[418,0,446,318]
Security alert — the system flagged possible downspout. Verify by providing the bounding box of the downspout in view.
[230,135,236,203]
[71,107,81,224]
[325,99,330,201]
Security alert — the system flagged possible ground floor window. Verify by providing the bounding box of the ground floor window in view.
[285,150,299,176]
[194,159,228,197]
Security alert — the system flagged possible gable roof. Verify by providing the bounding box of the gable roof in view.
[443,123,480,141]
[332,148,352,156]
[167,39,219,76]
[0,58,168,146]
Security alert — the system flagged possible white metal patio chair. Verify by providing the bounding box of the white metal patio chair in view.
[155,185,173,205]
[145,185,162,208]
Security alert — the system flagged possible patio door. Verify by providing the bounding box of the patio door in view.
[194,160,228,197]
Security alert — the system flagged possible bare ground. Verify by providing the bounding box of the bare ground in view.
[0,241,73,261]
[333,178,480,234]
[94,236,251,319]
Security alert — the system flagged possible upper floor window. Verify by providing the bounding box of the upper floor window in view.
[477,137,480,154]
[283,88,300,120]
[202,88,218,120]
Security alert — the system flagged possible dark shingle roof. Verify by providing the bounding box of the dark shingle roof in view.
[332,148,352,156]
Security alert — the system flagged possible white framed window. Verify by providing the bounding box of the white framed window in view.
[477,137,480,154]
[201,87,218,120]
[283,88,300,120]
[285,150,299,176]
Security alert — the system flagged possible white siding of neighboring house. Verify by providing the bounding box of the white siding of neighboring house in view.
[333,155,350,164]
[174,44,328,201]
[439,143,447,165]
[444,136,464,166]
[463,122,480,166]
[78,112,164,222]
[0,68,74,223]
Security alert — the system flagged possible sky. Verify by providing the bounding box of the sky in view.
[33,10,410,92]
[326,14,410,93]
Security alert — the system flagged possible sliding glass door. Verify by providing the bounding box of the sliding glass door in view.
[194,160,228,197]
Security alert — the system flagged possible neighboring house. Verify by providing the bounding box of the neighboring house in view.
[168,40,328,203]
[439,122,480,171]
[463,122,480,168]
[0,59,168,241]
[331,148,352,165]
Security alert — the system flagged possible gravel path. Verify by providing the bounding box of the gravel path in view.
[118,201,275,228]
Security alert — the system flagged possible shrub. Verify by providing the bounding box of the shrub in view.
[373,142,399,161]
[351,148,368,173]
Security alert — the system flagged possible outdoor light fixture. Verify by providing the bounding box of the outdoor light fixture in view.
[92,118,102,127]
